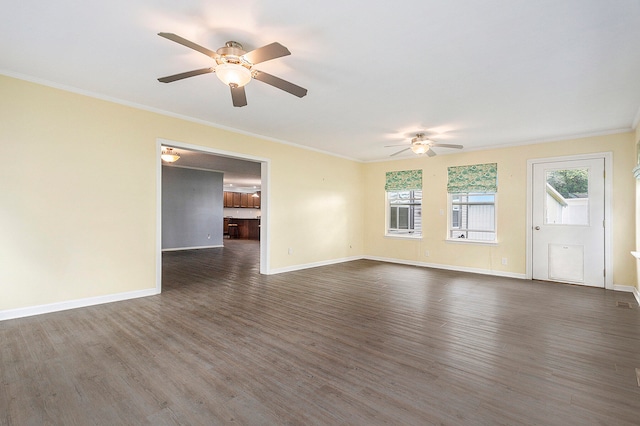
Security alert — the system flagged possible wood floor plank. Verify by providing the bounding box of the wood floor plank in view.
[1,240,640,425]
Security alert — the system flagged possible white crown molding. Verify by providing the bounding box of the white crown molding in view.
[463,128,633,153]
[632,104,640,131]
[364,128,633,164]
[0,70,362,163]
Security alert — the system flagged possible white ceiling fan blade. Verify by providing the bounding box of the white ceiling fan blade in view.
[390,147,411,157]
[426,148,437,157]
[430,143,463,149]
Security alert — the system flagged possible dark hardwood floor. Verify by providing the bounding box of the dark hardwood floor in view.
[2,240,640,425]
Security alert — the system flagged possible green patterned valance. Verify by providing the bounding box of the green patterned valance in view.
[447,163,497,193]
[385,169,422,191]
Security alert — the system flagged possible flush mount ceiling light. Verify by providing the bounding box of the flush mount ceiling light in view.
[161,147,180,163]
[157,34,307,107]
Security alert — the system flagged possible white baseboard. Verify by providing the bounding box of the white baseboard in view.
[0,288,159,322]
[162,244,224,252]
[7,260,635,321]
[364,255,528,279]
[269,254,527,280]
[267,256,364,275]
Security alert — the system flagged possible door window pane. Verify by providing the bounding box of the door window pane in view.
[544,168,589,225]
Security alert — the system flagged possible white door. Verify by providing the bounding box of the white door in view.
[532,158,605,287]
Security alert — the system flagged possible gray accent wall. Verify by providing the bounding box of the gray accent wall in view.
[162,166,224,250]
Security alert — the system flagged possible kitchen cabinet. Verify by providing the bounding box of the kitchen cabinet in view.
[232,192,242,207]
[250,193,261,208]
[223,192,233,208]
[223,191,261,209]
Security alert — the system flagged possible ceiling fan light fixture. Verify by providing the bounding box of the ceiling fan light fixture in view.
[411,144,428,155]
[161,147,180,163]
[158,33,307,106]
[215,63,252,87]
[387,132,463,157]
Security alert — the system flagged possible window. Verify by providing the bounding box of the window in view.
[447,163,498,243]
[449,192,495,241]
[384,169,423,237]
[387,190,422,235]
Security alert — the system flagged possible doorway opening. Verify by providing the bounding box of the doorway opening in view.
[526,153,612,289]
[156,138,270,293]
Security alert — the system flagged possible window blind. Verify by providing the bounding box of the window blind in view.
[447,163,497,193]
[385,169,423,191]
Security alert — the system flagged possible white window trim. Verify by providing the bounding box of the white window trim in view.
[385,233,423,240]
[446,192,497,244]
[445,238,498,246]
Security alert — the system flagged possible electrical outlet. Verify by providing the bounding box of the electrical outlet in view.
[288,248,293,255]
[501,257,508,265]
[425,250,430,257]
[207,234,211,239]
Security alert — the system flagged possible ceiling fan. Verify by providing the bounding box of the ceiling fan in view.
[157,32,307,107]
[386,133,463,157]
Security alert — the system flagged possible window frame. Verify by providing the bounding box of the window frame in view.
[447,192,497,244]
[385,189,422,238]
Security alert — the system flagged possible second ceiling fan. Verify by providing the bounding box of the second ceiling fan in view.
[157,32,307,107]
[387,133,463,157]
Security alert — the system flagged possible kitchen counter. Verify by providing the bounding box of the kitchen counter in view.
[225,218,260,240]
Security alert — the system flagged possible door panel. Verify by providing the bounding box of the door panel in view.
[532,159,605,287]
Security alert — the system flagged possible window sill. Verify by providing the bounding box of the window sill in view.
[446,238,497,246]
[385,233,422,240]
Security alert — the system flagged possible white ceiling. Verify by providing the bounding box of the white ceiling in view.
[2,0,640,163]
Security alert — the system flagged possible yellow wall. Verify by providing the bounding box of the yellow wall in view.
[363,133,637,287]
[1,73,637,314]
[0,75,364,311]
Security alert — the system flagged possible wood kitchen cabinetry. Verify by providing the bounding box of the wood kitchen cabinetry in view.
[249,194,260,209]
[223,191,260,209]
[223,192,233,208]
[240,193,249,208]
